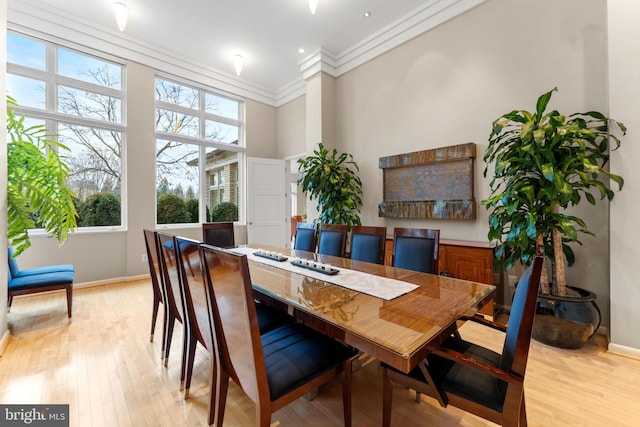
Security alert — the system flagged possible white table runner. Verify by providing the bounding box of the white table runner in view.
[231,247,417,300]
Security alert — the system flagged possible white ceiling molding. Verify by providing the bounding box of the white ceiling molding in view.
[298,48,338,81]
[333,0,487,76]
[8,0,279,105]
[291,0,486,103]
[8,0,486,108]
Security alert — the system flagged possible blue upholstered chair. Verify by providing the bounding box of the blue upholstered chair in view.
[7,247,75,318]
[381,253,544,427]
[317,223,348,257]
[200,245,357,427]
[293,221,318,252]
[349,225,387,264]
[392,228,440,274]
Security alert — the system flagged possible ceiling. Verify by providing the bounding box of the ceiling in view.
[9,0,478,101]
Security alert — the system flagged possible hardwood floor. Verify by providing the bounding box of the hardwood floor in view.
[2,279,640,426]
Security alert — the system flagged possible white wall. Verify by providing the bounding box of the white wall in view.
[608,0,640,354]
[276,95,305,159]
[334,0,612,323]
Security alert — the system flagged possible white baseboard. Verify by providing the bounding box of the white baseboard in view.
[0,329,10,356]
[608,343,640,360]
[73,274,149,289]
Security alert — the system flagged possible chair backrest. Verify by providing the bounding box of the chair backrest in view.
[350,225,386,264]
[157,232,185,322]
[392,228,440,274]
[499,254,544,380]
[317,224,348,257]
[294,222,317,252]
[7,247,19,278]
[291,215,303,238]
[202,222,235,248]
[176,236,212,350]
[200,245,268,403]
[143,230,164,302]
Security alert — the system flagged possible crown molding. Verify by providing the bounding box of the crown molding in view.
[296,0,486,98]
[9,0,486,108]
[8,0,279,106]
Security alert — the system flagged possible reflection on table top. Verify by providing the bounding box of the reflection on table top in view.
[245,245,495,373]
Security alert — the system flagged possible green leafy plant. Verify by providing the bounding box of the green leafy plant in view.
[297,143,363,229]
[77,192,121,226]
[7,96,78,256]
[211,202,238,222]
[482,88,626,296]
[157,193,189,224]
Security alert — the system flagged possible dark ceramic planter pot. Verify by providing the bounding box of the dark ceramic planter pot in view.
[532,286,601,349]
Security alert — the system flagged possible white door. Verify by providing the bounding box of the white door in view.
[247,157,287,247]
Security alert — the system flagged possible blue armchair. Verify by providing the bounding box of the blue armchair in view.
[7,248,75,318]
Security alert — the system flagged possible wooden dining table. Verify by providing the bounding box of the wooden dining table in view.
[243,244,496,374]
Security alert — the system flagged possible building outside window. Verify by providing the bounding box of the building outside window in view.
[6,31,126,228]
[155,76,243,225]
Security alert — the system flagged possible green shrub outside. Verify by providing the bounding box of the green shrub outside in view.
[185,198,199,223]
[211,202,238,222]
[157,193,190,224]
[78,192,121,226]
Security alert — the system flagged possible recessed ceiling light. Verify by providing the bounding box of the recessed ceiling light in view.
[298,48,305,54]
[363,11,371,18]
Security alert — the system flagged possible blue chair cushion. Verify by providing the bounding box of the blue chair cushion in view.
[261,322,357,401]
[426,336,505,412]
[318,230,345,256]
[13,264,75,278]
[255,302,295,334]
[393,236,436,273]
[350,233,383,264]
[294,229,316,252]
[8,247,74,278]
[384,335,505,413]
[9,271,75,291]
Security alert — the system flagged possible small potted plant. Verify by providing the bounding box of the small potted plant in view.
[482,88,626,349]
[297,143,363,229]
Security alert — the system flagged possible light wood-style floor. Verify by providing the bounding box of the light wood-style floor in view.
[2,279,640,427]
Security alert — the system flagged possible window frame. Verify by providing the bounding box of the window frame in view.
[6,30,128,232]
[153,73,245,227]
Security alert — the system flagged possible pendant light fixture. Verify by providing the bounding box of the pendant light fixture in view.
[308,0,318,14]
[234,55,244,76]
[114,1,128,31]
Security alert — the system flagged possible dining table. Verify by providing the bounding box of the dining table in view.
[235,244,496,374]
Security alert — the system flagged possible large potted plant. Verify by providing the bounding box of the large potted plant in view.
[7,96,78,256]
[482,88,626,349]
[297,143,363,229]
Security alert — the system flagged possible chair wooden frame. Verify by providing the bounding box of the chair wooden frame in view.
[349,225,387,264]
[392,227,440,274]
[293,222,318,252]
[200,245,356,427]
[143,229,165,343]
[202,222,235,248]
[382,253,544,427]
[156,232,187,381]
[317,223,348,257]
[173,236,211,399]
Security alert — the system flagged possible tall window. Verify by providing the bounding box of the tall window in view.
[6,31,125,228]
[155,76,243,225]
